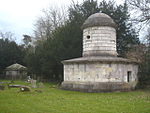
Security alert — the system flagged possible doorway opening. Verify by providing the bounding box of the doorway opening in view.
[127,71,132,82]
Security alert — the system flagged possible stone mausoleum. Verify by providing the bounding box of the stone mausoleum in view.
[61,13,138,92]
[5,63,27,80]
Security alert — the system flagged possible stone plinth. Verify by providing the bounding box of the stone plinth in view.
[61,82,133,92]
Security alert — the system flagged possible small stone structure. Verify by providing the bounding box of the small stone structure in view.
[5,63,27,80]
[61,13,139,92]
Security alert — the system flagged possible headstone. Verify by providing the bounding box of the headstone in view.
[31,79,37,88]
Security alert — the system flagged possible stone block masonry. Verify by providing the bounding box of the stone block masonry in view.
[83,26,117,57]
[64,63,138,83]
[61,13,139,92]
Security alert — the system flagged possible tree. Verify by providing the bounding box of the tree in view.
[127,0,150,27]
[0,31,15,41]
[99,0,139,56]
[127,0,150,88]
[34,6,67,41]
[145,28,150,46]
[0,38,25,74]
[138,28,150,88]
[0,31,25,75]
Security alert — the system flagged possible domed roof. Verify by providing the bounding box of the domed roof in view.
[82,13,117,29]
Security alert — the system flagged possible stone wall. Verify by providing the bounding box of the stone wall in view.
[6,70,27,80]
[6,71,18,76]
[64,62,138,84]
[83,26,117,56]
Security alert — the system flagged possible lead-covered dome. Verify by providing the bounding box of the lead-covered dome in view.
[82,13,117,29]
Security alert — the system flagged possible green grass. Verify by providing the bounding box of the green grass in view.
[0,80,150,113]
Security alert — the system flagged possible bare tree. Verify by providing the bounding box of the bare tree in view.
[34,6,67,41]
[125,44,147,63]
[127,0,150,30]
[145,28,150,46]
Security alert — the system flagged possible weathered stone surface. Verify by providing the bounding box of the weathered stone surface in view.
[62,56,138,92]
[61,82,133,92]
[30,79,37,88]
[82,13,117,29]
[62,56,138,63]
[83,26,117,57]
[61,12,139,92]
[5,63,27,80]
[63,61,138,83]
[7,84,31,92]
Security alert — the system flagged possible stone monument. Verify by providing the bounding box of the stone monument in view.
[61,13,138,92]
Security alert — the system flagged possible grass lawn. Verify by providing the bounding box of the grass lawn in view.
[0,80,149,113]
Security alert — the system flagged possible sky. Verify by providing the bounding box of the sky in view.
[0,0,124,43]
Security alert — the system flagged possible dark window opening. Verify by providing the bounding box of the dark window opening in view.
[127,71,132,82]
[87,35,90,39]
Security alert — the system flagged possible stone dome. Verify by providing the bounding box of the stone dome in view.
[82,13,117,29]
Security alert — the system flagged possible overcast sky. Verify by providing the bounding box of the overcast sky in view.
[0,0,124,43]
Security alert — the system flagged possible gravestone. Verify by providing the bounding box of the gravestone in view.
[31,79,37,88]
